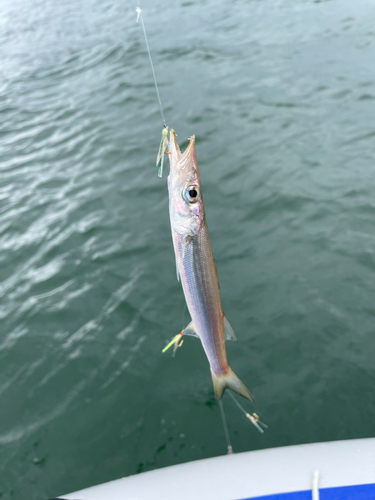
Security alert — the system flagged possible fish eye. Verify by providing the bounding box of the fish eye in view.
[184,185,199,203]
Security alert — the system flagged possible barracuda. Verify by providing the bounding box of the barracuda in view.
[167,129,253,401]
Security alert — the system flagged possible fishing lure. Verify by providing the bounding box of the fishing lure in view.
[246,412,268,434]
[156,125,169,177]
[162,332,183,354]
[227,391,268,433]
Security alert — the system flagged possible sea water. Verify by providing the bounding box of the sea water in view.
[1,0,375,497]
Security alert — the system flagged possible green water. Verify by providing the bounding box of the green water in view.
[1,0,375,498]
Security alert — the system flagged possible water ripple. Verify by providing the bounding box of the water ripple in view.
[1,0,375,497]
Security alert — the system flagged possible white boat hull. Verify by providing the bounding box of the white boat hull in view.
[60,438,375,500]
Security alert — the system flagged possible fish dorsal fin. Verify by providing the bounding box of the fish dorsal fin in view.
[224,315,237,342]
[182,321,199,338]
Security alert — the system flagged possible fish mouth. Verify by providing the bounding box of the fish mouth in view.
[169,129,197,173]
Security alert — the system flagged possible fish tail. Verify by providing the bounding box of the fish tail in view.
[211,366,254,402]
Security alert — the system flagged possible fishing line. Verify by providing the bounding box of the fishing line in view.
[227,391,267,434]
[135,1,166,126]
[181,302,187,331]
[219,399,233,454]
[227,391,248,416]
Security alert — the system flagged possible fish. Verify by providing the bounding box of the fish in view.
[167,129,253,401]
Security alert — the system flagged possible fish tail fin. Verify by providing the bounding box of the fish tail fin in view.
[211,367,254,402]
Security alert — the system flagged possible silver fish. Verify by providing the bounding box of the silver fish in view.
[167,129,253,401]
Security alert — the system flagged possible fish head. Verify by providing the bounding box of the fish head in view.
[168,129,205,236]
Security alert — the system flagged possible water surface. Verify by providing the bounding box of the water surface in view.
[1,0,375,498]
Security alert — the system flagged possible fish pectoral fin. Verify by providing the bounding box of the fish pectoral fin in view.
[182,320,199,338]
[175,257,180,281]
[174,237,189,282]
[224,315,237,342]
[182,235,189,260]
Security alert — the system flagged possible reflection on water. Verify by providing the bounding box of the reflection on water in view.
[1,0,375,498]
